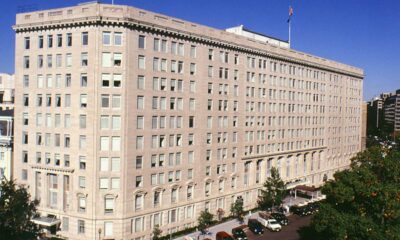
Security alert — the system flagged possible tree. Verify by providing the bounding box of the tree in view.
[299,147,400,240]
[0,179,40,239]
[197,210,214,234]
[230,197,244,223]
[152,224,162,240]
[257,167,285,211]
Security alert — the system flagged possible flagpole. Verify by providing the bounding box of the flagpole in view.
[288,16,291,48]
[288,0,292,48]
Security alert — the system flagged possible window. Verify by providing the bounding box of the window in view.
[136,156,143,169]
[79,176,86,188]
[47,35,53,48]
[103,32,111,45]
[80,94,87,108]
[112,95,121,109]
[66,54,72,67]
[101,95,110,108]
[100,157,109,171]
[136,176,143,187]
[138,55,145,69]
[102,74,110,87]
[23,56,29,69]
[111,137,121,151]
[102,52,112,67]
[113,53,122,66]
[80,74,87,87]
[23,113,29,125]
[115,33,123,46]
[100,178,109,189]
[104,222,113,236]
[112,116,121,130]
[57,34,62,47]
[111,157,120,172]
[24,37,30,49]
[79,156,86,170]
[67,33,72,46]
[23,75,29,87]
[105,197,114,213]
[56,54,62,67]
[38,55,43,68]
[137,116,144,129]
[82,32,88,46]
[136,136,144,149]
[100,137,109,151]
[47,55,52,68]
[78,196,86,212]
[138,35,145,49]
[79,115,86,129]
[137,75,145,89]
[23,94,29,107]
[190,45,196,58]
[137,96,144,110]
[100,116,109,129]
[113,74,121,87]
[38,35,43,48]
[78,220,85,234]
[81,52,88,66]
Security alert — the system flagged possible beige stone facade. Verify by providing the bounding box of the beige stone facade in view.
[13,3,364,239]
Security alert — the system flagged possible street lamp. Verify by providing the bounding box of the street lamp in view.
[98,228,102,240]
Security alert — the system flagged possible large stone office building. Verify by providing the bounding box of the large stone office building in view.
[13,2,364,239]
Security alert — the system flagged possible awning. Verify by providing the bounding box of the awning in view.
[295,185,319,192]
[31,216,61,227]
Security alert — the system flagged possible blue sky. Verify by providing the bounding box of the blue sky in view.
[1,0,399,100]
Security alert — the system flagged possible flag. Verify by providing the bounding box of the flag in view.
[287,6,294,23]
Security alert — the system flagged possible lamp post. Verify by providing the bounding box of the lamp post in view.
[98,228,102,240]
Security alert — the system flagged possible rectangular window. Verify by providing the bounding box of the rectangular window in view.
[114,32,122,45]
[138,35,145,49]
[102,52,112,67]
[82,32,88,46]
[57,34,62,47]
[138,55,145,69]
[81,52,88,66]
[67,33,72,46]
[102,32,111,45]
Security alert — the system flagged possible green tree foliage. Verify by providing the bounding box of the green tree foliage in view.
[257,167,285,211]
[230,197,245,222]
[0,179,40,239]
[152,224,162,240]
[299,147,400,240]
[197,210,214,234]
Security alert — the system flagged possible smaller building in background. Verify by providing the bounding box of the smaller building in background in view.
[0,73,15,110]
[361,102,367,150]
[367,89,400,138]
[0,109,13,180]
[384,89,400,137]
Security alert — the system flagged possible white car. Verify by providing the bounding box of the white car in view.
[257,217,282,232]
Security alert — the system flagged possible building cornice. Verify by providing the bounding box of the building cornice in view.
[241,146,327,161]
[14,15,364,79]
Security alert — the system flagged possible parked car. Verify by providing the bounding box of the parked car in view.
[291,205,309,216]
[231,225,248,240]
[247,219,264,235]
[257,217,282,232]
[216,231,234,240]
[271,212,289,226]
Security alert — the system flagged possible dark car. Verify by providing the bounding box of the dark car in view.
[216,231,234,240]
[271,212,289,226]
[291,205,308,216]
[231,225,248,240]
[247,219,264,235]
